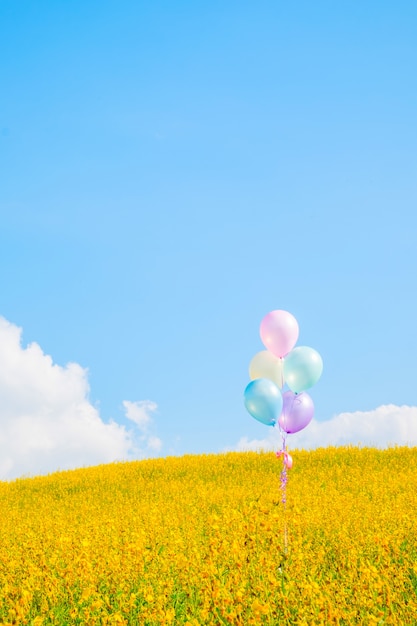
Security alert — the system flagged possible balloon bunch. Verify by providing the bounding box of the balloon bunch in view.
[244,310,323,553]
[244,310,323,465]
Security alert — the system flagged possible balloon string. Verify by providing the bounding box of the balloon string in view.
[276,429,288,555]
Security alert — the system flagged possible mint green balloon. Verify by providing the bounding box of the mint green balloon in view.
[283,346,323,393]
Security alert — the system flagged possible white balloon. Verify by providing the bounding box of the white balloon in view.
[249,350,284,388]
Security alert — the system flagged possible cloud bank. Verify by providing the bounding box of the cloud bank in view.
[235,405,417,452]
[0,317,161,480]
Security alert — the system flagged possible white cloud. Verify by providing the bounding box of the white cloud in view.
[147,435,163,451]
[123,400,162,452]
[123,399,157,429]
[234,405,417,452]
[0,317,161,480]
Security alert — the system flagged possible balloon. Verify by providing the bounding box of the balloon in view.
[249,350,284,388]
[283,346,323,393]
[243,378,283,426]
[260,310,299,358]
[278,390,314,433]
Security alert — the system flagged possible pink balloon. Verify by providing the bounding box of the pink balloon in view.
[260,310,299,358]
[278,391,314,434]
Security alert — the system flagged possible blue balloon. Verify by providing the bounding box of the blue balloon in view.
[243,378,283,426]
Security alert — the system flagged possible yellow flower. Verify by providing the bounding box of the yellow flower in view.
[0,447,416,624]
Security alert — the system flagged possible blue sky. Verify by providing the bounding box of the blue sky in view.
[1,1,417,478]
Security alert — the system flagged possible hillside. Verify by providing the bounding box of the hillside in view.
[1,447,417,624]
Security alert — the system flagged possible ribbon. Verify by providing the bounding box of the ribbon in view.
[276,449,293,469]
[276,430,292,554]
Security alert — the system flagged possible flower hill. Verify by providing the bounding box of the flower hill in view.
[1,447,417,624]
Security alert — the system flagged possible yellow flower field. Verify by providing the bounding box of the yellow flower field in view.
[1,446,417,625]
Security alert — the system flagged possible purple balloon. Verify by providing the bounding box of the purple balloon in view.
[278,391,314,434]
